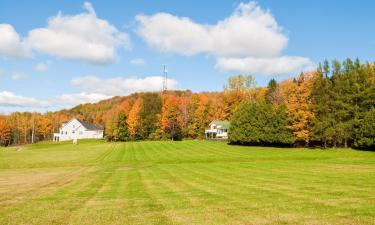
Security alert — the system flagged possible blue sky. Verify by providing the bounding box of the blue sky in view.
[0,0,374,113]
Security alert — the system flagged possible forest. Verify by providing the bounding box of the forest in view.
[0,58,374,149]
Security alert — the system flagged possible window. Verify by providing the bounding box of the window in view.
[72,131,75,134]
[65,131,67,135]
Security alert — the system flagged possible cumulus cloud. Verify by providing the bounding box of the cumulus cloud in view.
[136,1,287,57]
[0,91,48,107]
[71,75,179,96]
[0,24,29,58]
[130,58,146,65]
[25,2,130,64]
[216,56,315,76]
[35,62,48,72]
[136,1,315,76]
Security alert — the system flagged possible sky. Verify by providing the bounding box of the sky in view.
[1,0,374,113]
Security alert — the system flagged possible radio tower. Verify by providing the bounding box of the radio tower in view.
[162,64,168,92]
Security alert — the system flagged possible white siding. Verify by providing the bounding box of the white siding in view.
[53,118,103,141]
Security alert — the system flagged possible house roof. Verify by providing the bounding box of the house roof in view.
[210,120,230,129]
[76,119,104,131]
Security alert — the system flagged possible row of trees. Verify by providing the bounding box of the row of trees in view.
[310,59,375,148]
[0,58,374,148]
[229,58,375,148]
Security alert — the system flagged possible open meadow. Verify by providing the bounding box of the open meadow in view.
[0,140,374,225]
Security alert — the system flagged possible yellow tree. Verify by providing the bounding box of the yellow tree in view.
[0,117,11,146]
[160,95,183,140]
[37,114,53,140]
[209,93,228,120]
[127,98,143,138]
[280,72,315,145]
[194,95,211,138]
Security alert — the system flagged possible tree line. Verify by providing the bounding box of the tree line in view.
[229,59,375,148]
[0,58,374,149]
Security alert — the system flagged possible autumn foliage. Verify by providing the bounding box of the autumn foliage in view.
[1,59,374,149]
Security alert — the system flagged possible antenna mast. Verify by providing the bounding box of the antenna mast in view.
[162,64,168,92]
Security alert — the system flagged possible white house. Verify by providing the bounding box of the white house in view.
[53,118,104,142]
[205,120,230,139]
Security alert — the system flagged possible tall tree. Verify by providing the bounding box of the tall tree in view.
[311,63,334,148]
[139,93,162,139]
[356,108,375,148]
[265,79,283,105]
[127,98,143,139]
[280,72,315,145]
[160,95,183,141]
[0,117,11,146]
[117,112,129,141]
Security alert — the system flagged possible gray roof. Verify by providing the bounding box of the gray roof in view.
[76,119,104,131]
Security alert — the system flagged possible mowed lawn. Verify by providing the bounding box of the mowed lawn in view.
[0,140,374,225]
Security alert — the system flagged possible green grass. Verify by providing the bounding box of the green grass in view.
[0,140,374,225]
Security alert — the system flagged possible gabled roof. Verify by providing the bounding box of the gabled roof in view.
[76,119,104,131]
[210,120,230,129]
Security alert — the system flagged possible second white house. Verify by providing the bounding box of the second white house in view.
[205,120,230,139]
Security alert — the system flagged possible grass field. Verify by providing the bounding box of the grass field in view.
[0,140,374,225]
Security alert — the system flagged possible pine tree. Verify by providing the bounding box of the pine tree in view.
[117,112,129,141]
[357,108,375,148]
[139,93,162,139]
[311,65,334,148]
[229,101,294,145]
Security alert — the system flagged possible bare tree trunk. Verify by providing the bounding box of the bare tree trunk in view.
[333,138,337,148]
[324,139,327,148]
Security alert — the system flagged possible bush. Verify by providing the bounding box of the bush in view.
[229,101,294,146]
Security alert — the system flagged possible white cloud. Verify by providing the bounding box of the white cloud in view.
[35,62,48,72]
[130,58,146,65]
[136,1,315,76]
[0,75,179,111]
[136,1,287,57]
[26,2,130,65]
[0,91,48,107]
[0,91,109,109]
[216,56,315,76]
[11,72,26,81]
[51,92,110,107]
[71,75,179,96]
[0,24,29,58]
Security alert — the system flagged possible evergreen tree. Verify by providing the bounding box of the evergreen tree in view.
[311,64,334,148]
[229,101,294,145]
[117,112,129,141]
[139,93,162,139]
[357,108,375,148]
